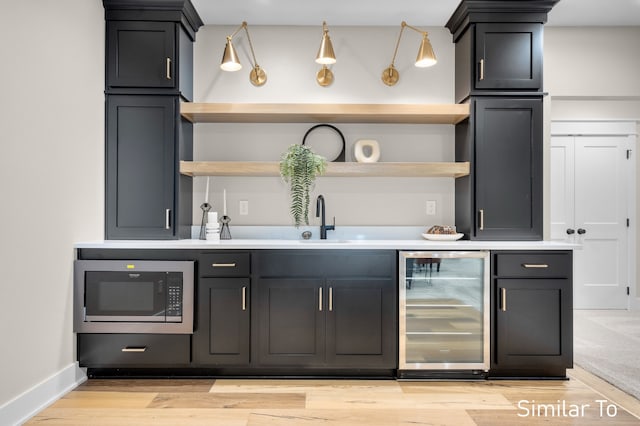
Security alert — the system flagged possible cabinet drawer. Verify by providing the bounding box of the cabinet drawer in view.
[200,252,250,277]
[494,252,571,278]
[78,334,190,367]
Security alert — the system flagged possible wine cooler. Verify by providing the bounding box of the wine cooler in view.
[399,251,489,378]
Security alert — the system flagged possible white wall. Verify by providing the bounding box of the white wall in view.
[0,0,104,413]
[544,26,640,299]
[192,25,456,228]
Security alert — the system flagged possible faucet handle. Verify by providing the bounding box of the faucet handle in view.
[327,216,336,231]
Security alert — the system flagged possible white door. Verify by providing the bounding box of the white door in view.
[551,135,629,309]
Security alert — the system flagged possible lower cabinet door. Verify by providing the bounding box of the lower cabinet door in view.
[257,278,325,366]
[325,278,397,368]
[193,278,250,365]
[78,334,190,367]
[493,278,572,373]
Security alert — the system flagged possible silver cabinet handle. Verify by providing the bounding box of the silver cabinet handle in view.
[329,287,333,312]
[165,209,171,230]
[122,347,146,353]
[479,209,485,231]
[212,263,236,267]
[501,288,507,312]
[479,58,485,81]
[166,57,172,80]
[522,264,549,269]
[242,286,247,311]
[319,287,323,311]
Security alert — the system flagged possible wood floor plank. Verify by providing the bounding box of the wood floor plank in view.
[76,378,215,393]
[246,409,477,425]
[467,408,640,425]
[26,408,251,425]
[47,391,157,409]
[211,379,403,394]
[147,392,306,409]
[305,390,513,410]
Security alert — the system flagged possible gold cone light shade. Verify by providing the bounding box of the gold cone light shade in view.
[316,22,336,65]
[415,33,437,68]
[220,37,242,71]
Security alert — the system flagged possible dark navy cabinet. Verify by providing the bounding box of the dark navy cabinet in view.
[105,95,177,239]
[490,251,573,377]
[456,98,543,240]
[106,20,194,100]
[103,0,202,240]
[107,21,176,90]
[474,23,542,92]
[254,250,397,370]
[193,252,252,365]
[447,0,556,241]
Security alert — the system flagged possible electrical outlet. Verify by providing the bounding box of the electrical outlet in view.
[426,200,436,216]
[239,200,249,215]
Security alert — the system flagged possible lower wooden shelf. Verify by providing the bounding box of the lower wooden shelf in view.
[180,161,470,178]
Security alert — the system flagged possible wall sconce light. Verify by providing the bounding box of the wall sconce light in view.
[220,21,267,87]
[382,21,437,86]
[315,21,336,87]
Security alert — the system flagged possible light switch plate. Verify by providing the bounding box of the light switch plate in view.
[239,200,249,215]
[426,200,436,216]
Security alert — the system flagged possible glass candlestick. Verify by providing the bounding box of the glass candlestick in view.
[199,202,211,240]
[220,215,232,240]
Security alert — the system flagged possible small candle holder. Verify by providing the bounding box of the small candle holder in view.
[199,202,211,240]
[220,215,232,240]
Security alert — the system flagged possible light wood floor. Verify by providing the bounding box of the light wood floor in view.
[27,367,640,425]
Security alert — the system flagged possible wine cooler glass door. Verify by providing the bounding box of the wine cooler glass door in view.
[399,251,489,370]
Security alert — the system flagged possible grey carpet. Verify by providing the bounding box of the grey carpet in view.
[573,309,640,399]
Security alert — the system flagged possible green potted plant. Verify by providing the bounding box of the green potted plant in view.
[279,144,327,227]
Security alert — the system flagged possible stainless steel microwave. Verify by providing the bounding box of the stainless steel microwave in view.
[74,260,194,334]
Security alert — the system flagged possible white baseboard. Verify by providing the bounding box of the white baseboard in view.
[0,363,87,426]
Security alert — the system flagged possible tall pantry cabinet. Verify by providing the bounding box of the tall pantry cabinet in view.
[446,0,557,240]
[103,0,203,239]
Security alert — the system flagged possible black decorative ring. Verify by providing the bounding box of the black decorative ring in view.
[302,124,345,162]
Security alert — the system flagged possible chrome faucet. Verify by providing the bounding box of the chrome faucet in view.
[315,195,335,239]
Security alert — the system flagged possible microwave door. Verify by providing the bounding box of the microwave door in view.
[84,271,167,322]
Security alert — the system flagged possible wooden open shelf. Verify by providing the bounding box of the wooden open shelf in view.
[180,161,470,178]
[180,103,470,125]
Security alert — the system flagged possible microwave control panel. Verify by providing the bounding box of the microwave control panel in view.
[166,272,183,321]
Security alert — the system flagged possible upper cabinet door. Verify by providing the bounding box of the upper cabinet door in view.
[105,95,176,239]
[107,21,176,89]
[475,23,542,91]
[474,97,543,240]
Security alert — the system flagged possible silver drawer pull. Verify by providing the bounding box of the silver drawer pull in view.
[522,263,549,269]
[212,263,236,267]
[166,57,172,80]
[122,347,147,353]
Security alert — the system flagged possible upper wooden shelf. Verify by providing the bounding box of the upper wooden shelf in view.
[180,161,470,178]
[180,103,470,125]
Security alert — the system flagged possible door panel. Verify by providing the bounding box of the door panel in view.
[325,278,396,368]
[550,134,629,309]
[474,98,542,239]
[257,278,325,366]
[574,137,628,309]
[550,137,575,241]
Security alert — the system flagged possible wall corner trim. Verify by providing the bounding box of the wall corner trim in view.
[0,363,87,426]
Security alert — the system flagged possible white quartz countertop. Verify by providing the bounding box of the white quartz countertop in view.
[74,239,579,251]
